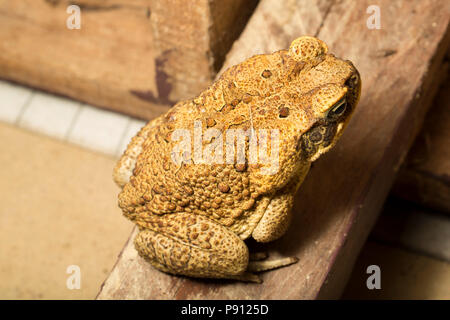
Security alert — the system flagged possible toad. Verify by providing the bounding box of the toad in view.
[113,36,361,282]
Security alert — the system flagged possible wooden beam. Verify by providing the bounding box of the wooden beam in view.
[150,0,258,102]
[0,0,258,119]
[0,0,161,119]
[97,0,450,299]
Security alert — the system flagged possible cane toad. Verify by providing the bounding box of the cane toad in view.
[113,36,361,282]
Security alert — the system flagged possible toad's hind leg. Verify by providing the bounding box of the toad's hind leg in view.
[134,213,261,283]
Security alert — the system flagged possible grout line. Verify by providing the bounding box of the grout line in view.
[114,117,133,157]
[14,90,35,126]
[64,104,84,141]
[1,84,143,157]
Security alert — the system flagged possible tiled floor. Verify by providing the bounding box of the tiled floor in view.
[0,80,146,159]
[0,122,133,299]
[0,81,33,123]
[0,80,144,299]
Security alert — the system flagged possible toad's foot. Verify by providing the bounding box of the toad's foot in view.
[232,253,298,282]
[248,255,298,273]
[230,272,262,283]
[249,252,268,261]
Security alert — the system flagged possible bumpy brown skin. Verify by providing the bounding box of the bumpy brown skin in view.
[113,36,361,282]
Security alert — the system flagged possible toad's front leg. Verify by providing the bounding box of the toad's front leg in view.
[248,167,308,272]
[134,212,261,283]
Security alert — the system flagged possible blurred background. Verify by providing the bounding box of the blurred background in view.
[0,0,449,299]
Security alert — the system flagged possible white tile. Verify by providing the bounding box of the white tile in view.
[68,105,129,156]
[18,92,81,139]
[115,119,147,157]
[0,80,33,123]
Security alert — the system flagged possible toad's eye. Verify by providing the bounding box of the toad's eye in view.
[327,98,347,118]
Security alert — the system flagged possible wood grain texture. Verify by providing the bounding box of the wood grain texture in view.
[219,0,332,73]
[392,77,450,214]
[0,0,257,119]
[150,0,258,102]
[0,0,168,120]
[97,0,450,299]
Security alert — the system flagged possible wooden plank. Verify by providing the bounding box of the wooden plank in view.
[0,0,164,120]
[0,0,258,119]
[150,0,258,102]
[370,198,450,262]
[391,76,450,214]
[218,0,333,73]
[97,0,450,299]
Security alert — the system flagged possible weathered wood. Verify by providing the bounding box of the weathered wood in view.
[0,0,162,119]
[0,0,257,119]
[219,0,333,73]
[391,76,450,214]
[150,0,258,102]
[97,0,450,299]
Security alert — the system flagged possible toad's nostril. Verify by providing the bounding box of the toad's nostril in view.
[345,74,359,89]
